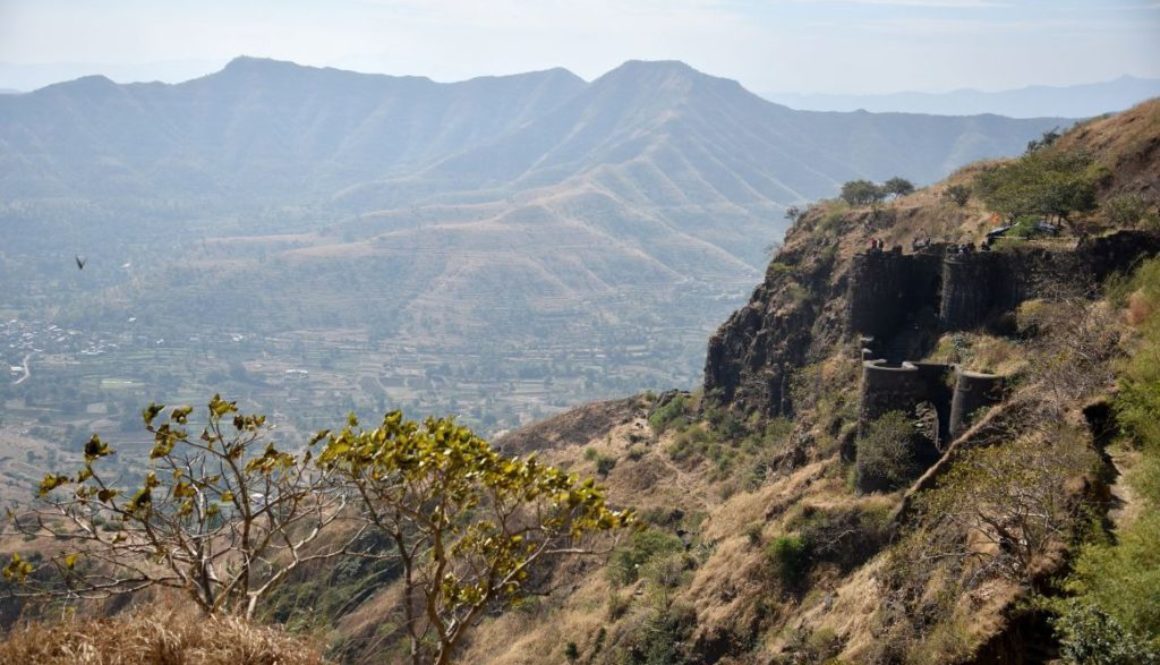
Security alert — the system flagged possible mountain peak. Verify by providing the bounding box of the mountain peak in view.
[35,74,118,96]
[224,55,293,69]
[219,56,307,76]
[601,59,702,81]
[458,66,584,89]
[593,59,747,98]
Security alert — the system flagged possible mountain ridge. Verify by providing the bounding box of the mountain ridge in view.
[0,56,1068,208]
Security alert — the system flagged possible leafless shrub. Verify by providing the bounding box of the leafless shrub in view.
[917,429,1096,585]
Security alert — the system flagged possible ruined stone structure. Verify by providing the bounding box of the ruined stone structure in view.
[949,370,1005,438]
[859,360,951,441]
[939,252,1014,330]
[843,234,1160,492]
[847,231,1160,337]
[858,359,1003,447]
[855,358,1004,492]
[847,247,943,338]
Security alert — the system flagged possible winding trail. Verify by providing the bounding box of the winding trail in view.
[12,351,34,385]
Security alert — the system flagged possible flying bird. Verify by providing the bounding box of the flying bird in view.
[75,255,86,270]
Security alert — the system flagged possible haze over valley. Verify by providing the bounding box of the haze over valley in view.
[0,56,1075,484]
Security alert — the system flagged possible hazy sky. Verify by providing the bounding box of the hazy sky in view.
[1,0,1158,93]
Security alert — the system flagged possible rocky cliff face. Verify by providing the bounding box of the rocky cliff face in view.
[702,222,849,418]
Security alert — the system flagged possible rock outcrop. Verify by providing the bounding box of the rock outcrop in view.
[703,238,846,417]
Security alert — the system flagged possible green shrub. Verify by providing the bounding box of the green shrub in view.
[609,529,685,586]
[785,281,809,305]
[765,535,811,590]
[666,425,714,462]
[1051,598,1159,665]
[774,626,844,665]
[704,405,745,441]
[1009,214,1042,238]
[789,504,892,573]
[595,454,617,477]
[840,179,885,206]
[648,394,688,432]
[616,601,696,665]
[1116,259,1160,457]
[816,208,847,237]
[974,150,1100,225]
[769,261,795,276]
[641,551,693,589]
[855,411,919,493]
[943,184,971,207]
[1104,193,1148,228]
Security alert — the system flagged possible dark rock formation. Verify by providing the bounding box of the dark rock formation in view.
[703,245,843,417]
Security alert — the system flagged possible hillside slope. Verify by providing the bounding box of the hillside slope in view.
[420,99,1159,665]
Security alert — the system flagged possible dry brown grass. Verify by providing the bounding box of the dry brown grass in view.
[1055,99,1160,185]
[925,331,1027,376]
[0,610,330,665]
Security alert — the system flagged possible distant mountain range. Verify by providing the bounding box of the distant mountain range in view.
[0,57,1072,429]
[0,57,1069,222]
[762,75,1160,119]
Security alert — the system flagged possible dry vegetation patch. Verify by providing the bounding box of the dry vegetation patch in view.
[0,610,329,665]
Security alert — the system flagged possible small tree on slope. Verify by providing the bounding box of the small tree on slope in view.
[317,411,633,665]
[4,395,360,619]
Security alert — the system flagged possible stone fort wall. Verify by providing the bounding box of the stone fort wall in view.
[848,231,1160,336]
[848,248,942,338]
[858,359,1001,445]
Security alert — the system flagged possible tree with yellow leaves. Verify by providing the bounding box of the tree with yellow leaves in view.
[317,411,633,665]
